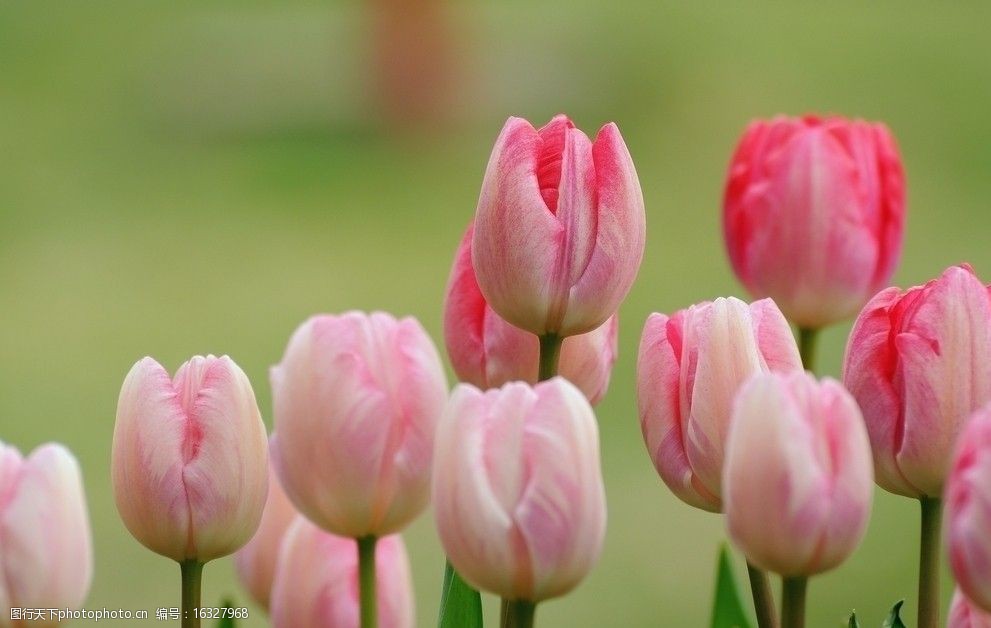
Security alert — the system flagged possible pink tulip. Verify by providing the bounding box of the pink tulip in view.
[445,222,618,404]
[270,516,414,628]
[0,441,93,623]
[723,115,906,328]
[235,452,298,611]
[433,378,606,602]
[724,371,873,576]
[471,114,646,337]
[949,589,991,628]
[946,405,991,613]
[271,311,448,539]
[637,297,801,512]
[112,355,269,562]
[844,265,991,499]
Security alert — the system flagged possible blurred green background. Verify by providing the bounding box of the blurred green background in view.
[2,1,990,626]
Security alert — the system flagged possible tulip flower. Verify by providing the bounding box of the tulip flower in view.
[0,441,93,626]
[723,115,906,331]
[235,453,298,611]
[637,296,801,512]
[445,222,618,404]
[433,377,606,624]
[270,517,414,628]
[471,114,646,341]
[724,372,873,628]
[949,589,991,628]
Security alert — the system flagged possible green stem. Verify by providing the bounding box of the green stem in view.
[747,561,779,628]
[797,327,819,373]
[358,536,378,628]
[538,333,562,381]
[780,576,807,628]
[180,560,203,628]
[918,497,942,628]
[501,599,536,628]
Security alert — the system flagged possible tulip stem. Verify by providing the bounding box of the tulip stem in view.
[797,327,819,372]
[358,535,378,628]
[502,599,536,628]
[918,497,942,628]
[747,561,779,628]
[179,560,203,628]
[780,576,807,628]
[538,333,563,381]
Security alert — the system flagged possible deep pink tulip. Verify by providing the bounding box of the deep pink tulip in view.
[723,115,905,328]
[270,516,414,628]
[235,452,298,611]
[445,222,618,404]
[844,265,991,499]
[637,297,801,512]
[724,372,873,576]
[433,378,606,602]
[0,441,93,623]
[112,355,269,562]
[950,588,991,628]
[471,114,646,337]
[271,311,448,538]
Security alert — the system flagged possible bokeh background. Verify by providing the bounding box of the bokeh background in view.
[2,2,990,626]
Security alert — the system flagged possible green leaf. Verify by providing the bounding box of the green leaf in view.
[215,598,236,628]
[710,544,754,628]
[847,611,860,628]
[882,600,907,628]
[438,560,483,628]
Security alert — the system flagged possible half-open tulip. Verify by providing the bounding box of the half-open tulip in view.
[637,297,801,512]
[433,378,606,603]
[723,115,905,329]
[271,311,447,539]
[844,264,991,499]
[0,441,93,624]
[724,371,873,576]
[445,222,618,403]
[950,589,991,628]
[270,517,414,628]
[471,114,646,337]
[112,355,269,562]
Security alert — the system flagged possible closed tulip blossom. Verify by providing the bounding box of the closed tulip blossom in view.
[471,114,646,339]
[445,222,618,404]
[270,516,414,628]
[949,589,991,628]
[637,297,801,512]
[0,441,93,625]
[723,115,906,330]
[433,378,606,616]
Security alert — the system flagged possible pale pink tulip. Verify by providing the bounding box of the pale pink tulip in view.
[637,297,801,512]
[472,114,646,337]
[433,378,606,602]
[724,371,873,576]
[271,311,447,538]
[723,115,905,328]
[235,453,298,611]
[0,441,92,625]
[445,222,618,404]
[270,517,414,628]
[949,589,991,628]
[844,265,991,498]
[112,355,269,562]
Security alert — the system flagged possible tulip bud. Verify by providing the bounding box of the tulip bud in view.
[723,115,906,328]
[0,441,93,624]
[112,355,269,562]
[949,589,991,628]
[271,311,448,538]
[724,372,873,576]
[637,297,801,512]
[235,452,298,611]
[433,378,606,602]
[472,114,646,337]
[445,222,618,404]
[270,516,414,628]
[844,265,991,499]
